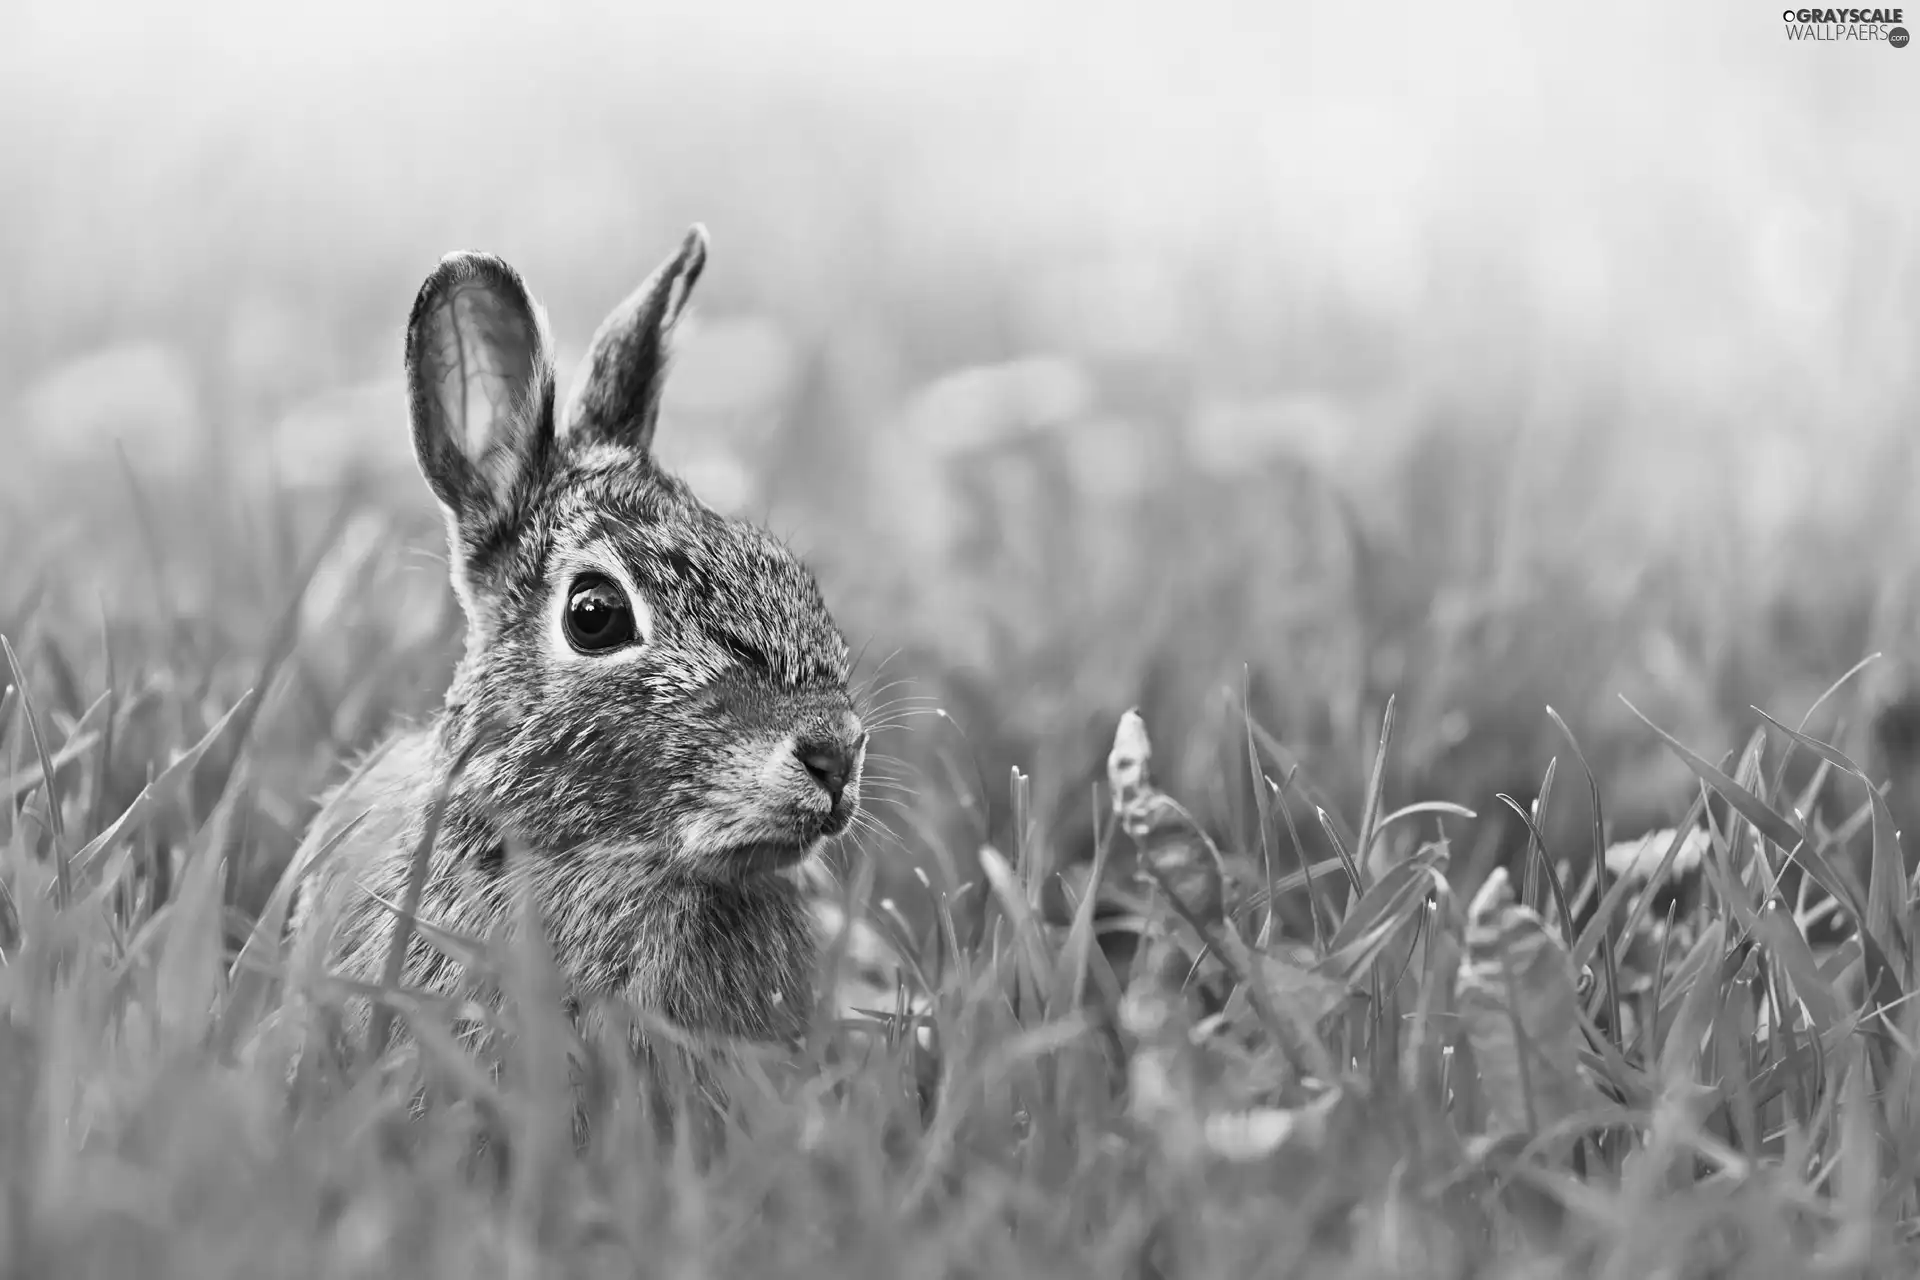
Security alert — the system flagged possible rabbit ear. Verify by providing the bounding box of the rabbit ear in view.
[405,252,556,539]
[562,224,708,454]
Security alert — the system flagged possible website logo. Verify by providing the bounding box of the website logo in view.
[1783,8,1909,41]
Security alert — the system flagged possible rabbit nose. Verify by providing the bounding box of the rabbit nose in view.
[796,739,857,805]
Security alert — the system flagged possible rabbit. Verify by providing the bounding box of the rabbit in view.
[284,226,868,1052]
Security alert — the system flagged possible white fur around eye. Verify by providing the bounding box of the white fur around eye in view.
[547,545,655,665]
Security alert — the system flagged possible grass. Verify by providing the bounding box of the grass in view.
[4,472,1920,1278]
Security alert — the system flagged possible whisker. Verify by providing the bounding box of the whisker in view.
[847,815,913,858]
[858,795,917,814]
[853,676,930,707]
[858,684,937,703]
[855,681,931,704]
[857,701,938,729]
[851,643,909,680]
[861,710,938,732]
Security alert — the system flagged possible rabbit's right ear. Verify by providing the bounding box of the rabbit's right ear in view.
[561,224,708,456]
[405,253,556,548]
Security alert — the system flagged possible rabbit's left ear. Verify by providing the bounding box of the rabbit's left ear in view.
[406,252,557,528]
[404,251,557,621]
[562,224,708,455]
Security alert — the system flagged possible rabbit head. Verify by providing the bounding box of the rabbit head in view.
[404,227,865,884]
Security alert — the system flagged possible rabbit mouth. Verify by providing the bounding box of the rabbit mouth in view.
[718,805,852,872]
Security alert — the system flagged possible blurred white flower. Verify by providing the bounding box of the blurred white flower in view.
[262,378,409,487]
[901,356,1093,459]
[658,315,797,418]
[15,342,203,476]
[1603,825,1708,883]
[300,509,392,635]
[1188,393,1352,480]
[224,291,338,403]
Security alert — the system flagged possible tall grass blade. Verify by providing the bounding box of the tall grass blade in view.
[1624,697,1901,1008]
[0,729,102,807]
[978,844,1053,1013]
[503,833,572,1257]
[1751,707,1911,982]
[1519,757,1557,917]
[1315,844,1449,990]
[1496,791,1576,949]
[154,773,241,1046]
[1751,901,1841,1044]
[1268,774,1330,951]
[1354,694,1395,887]
[1050,794,1115,1015]
[1828,1043,1877,1268]
[192,502,356,819]
[74,691,256,884]
[1252,721,1359,854]
[1654,920,1729,1085]
[1547,706,1624,1054]
[1316,807,1364,903]
[2,635,70,904]
[367,724,495,1056]
[89,600,116,839]
[1242,666,1276,944]
[1765,651,1880,800]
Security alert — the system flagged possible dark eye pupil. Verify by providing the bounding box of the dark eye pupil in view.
[574,594,616,634]
[564,576,636,653]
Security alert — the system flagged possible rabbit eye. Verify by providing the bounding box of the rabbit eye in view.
[563,574,638,653]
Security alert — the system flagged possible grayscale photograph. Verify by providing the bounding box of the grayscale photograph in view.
[0,1,1915,1275]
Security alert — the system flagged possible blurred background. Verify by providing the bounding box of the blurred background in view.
[3,0,1918,919]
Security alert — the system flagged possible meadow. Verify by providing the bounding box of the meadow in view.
[4,1,1920,1274]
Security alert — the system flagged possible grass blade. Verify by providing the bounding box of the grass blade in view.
[1766,652,1880,799]
[367,724,496,1057]
[0,729,102,806]
[1547,705,1624,1055]
[1623,696,1900,1007]
[1354,694,1395,886]
[1496,792,1577,951]
[1519,757,1557,917]
[74,691,257,882]
[1270,773,1330,952]
[1049,790,1116,1015]
[2,635,70,903]
[1751,707,1910,981]
[1751,900,1842,1042]
[192,502,357,824]
[1316,807,1364,904]
[1243,666,1277,944]
[89,601,117,839]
